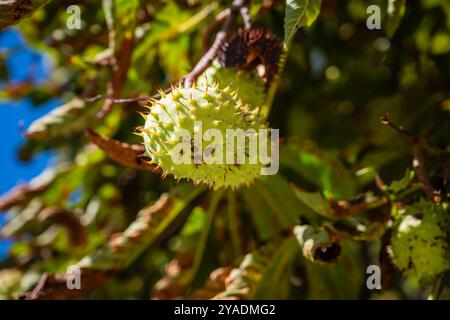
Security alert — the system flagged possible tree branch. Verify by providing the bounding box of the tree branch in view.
[182,0,250,88]
[202,8,230,53]
[82,1,251,104]
[380,114,415,144]
[381,114,443,203]
[413,139,442,203]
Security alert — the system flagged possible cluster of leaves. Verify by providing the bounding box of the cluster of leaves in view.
[0,0,450,300]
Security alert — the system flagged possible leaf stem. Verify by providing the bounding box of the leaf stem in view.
[227,191,242,258]
[187,189,224,287]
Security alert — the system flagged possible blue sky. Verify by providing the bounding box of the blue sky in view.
[0,28,58,259]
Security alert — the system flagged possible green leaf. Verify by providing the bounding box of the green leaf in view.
[213,235,298,299]
[227,191,242,258]
[386,0,406,38]
[241,175,318,239]
[388,169,415,193]
[115,0,139,27]
[187,190,224,287]
[281,144,357,199]
[0,269,22,299]
[159,35,191,80]
[252,237,298,299]
[284,0,323,48]
[291,187,333,218]
[305,240,363,299]
[133,2,217,61]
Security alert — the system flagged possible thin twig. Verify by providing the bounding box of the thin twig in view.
[182,0,249,88]
[379,230,396,289]
[240,5,252,29]
[96,0,135,119]
[84,94,151,103]
[84,86,174,106]
[186,190,224,288]
[227,191,242,257]
[85,1,250,105]
[380,114,415,144]
[413,139,442,203]
[381,114,443,203]
[380,114,444,157]
[97,36,134,118]
[373,172,387,192]
[75,1,251,110]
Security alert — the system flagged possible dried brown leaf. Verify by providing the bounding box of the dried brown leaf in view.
[20,269,110,300]
[38,207,88,247]
[85,128,159,173]
[0,184,48,212]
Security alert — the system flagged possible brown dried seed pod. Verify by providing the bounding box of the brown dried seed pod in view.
[218,28,284,85]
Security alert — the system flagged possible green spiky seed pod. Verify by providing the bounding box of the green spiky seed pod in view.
[198,61,266,107]
[391,200,450,279]
[141,83,267,190]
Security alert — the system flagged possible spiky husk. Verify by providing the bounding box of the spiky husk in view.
[198,61,266,107]
[390,200,450,279]
[140,83,267,190]
[218,28,284,85]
